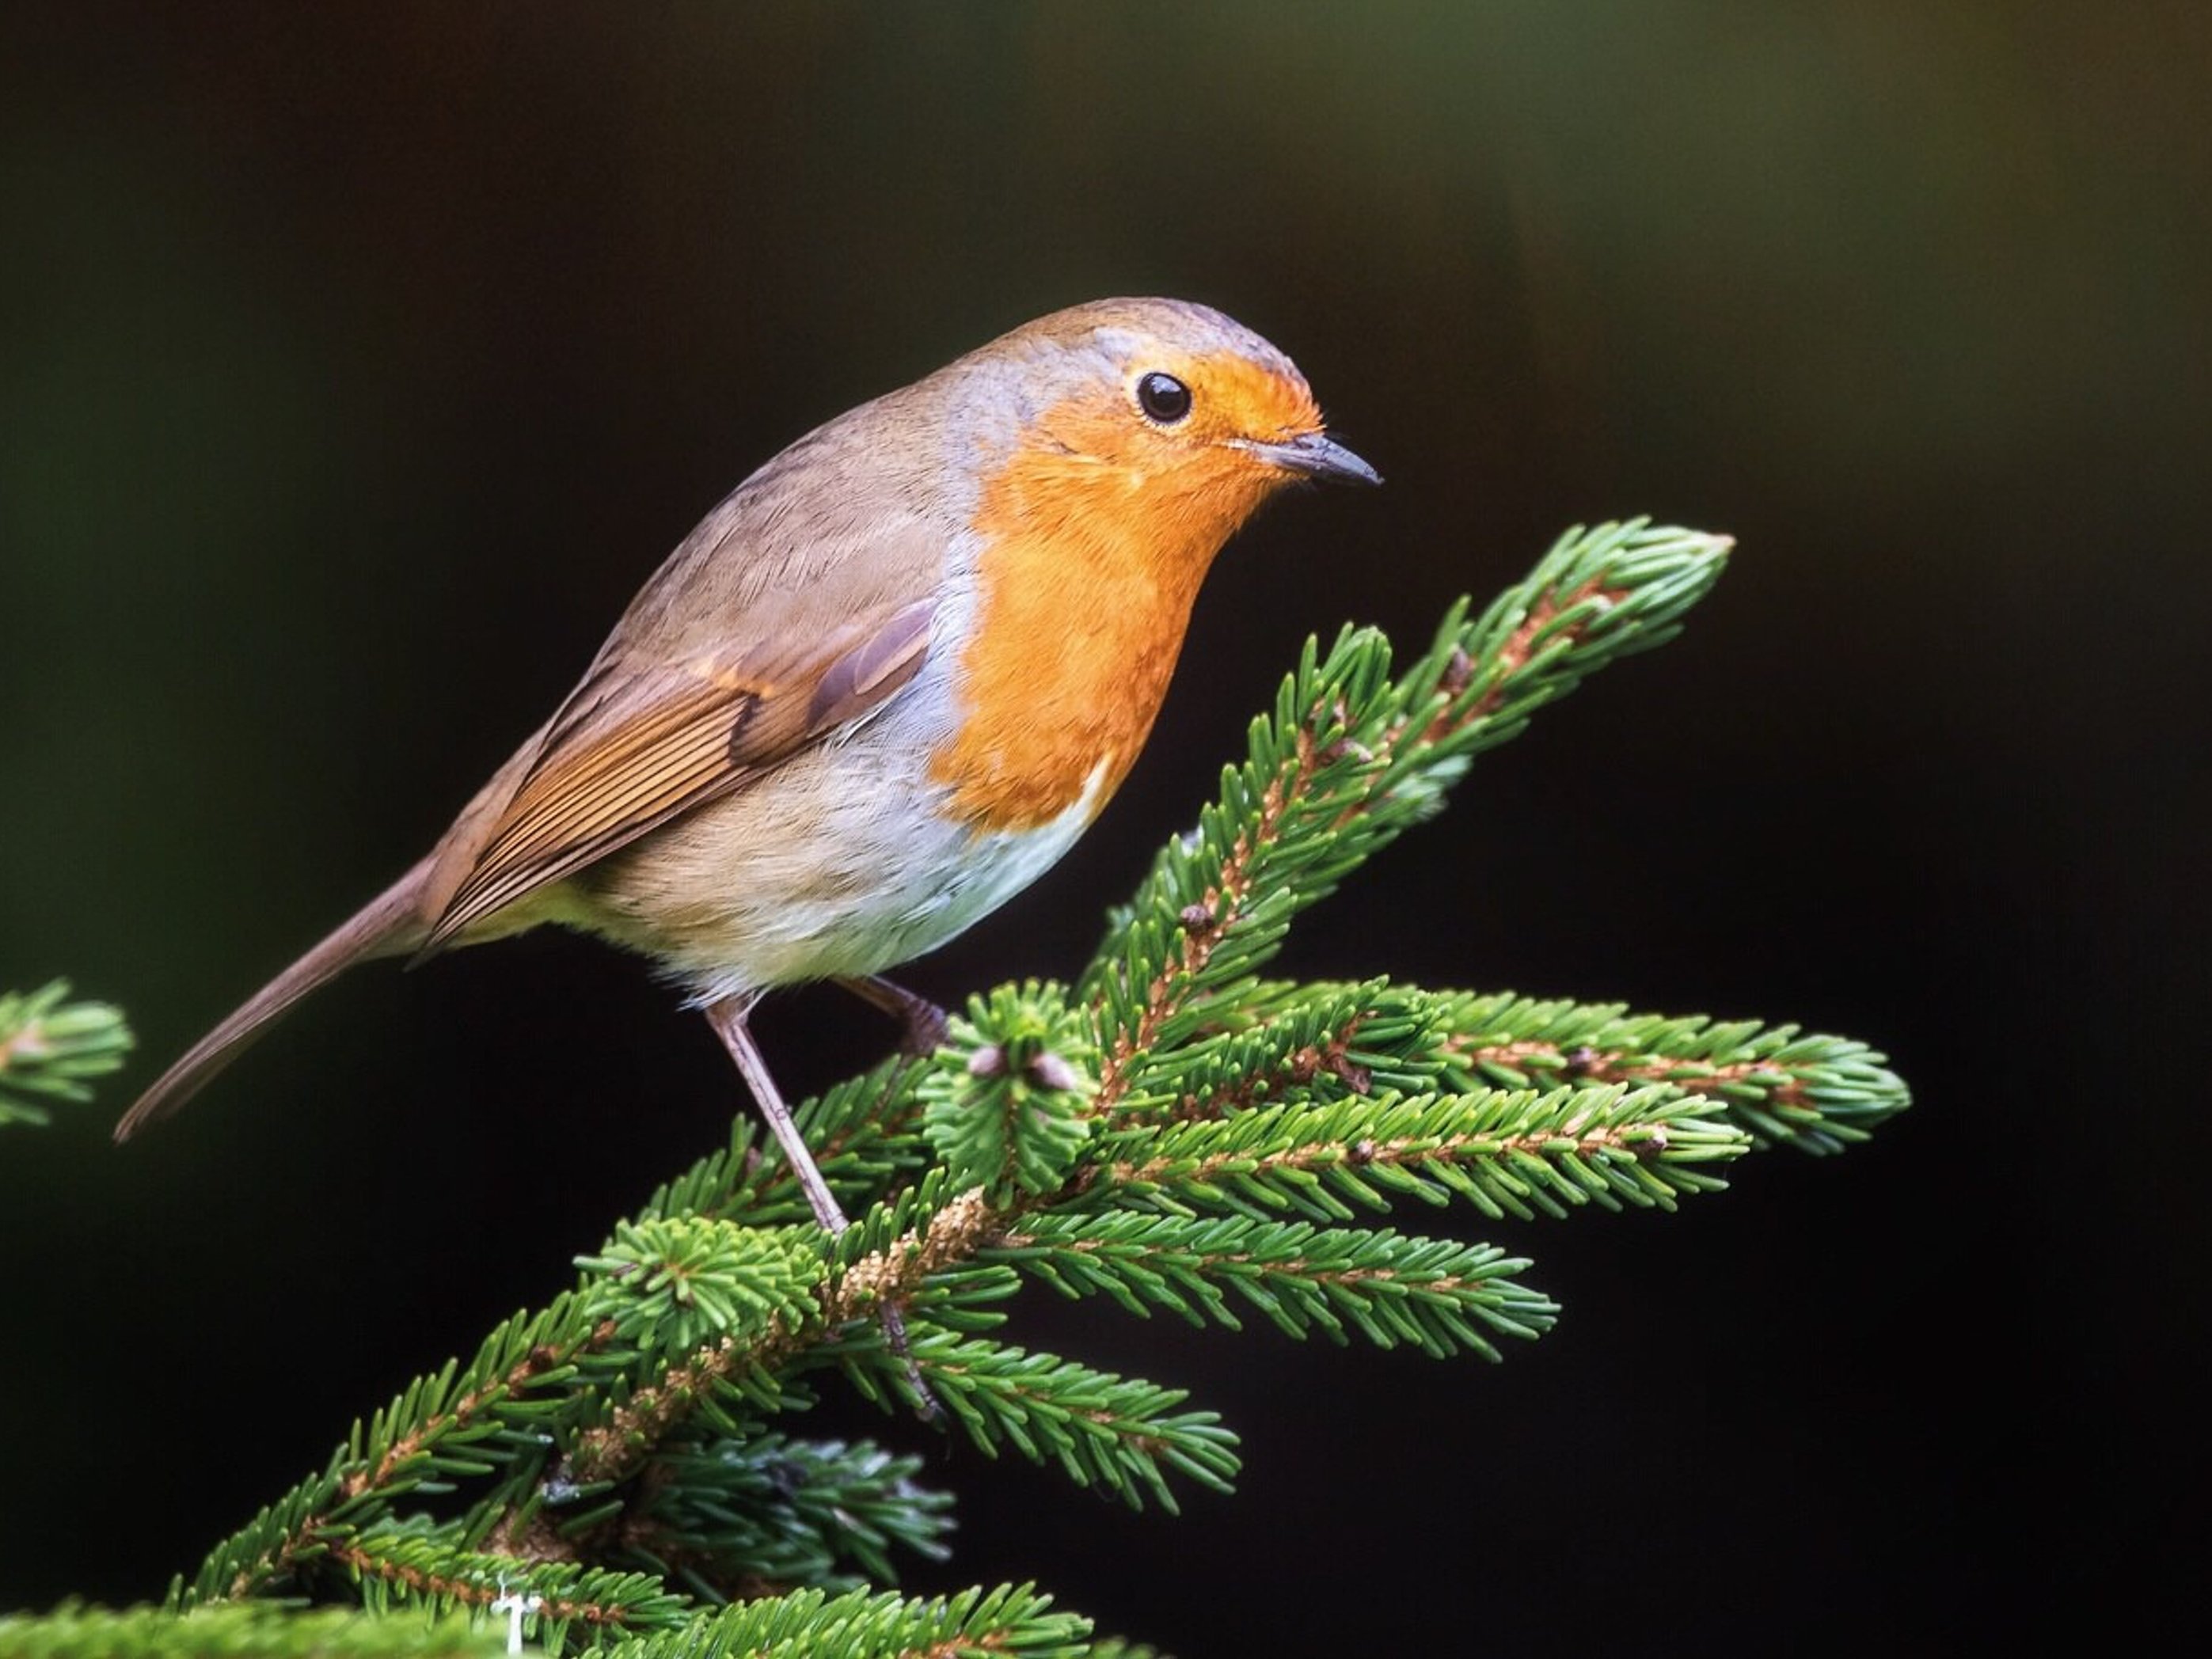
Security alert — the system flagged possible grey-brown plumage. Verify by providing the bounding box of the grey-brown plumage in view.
[117,298,1378,1162]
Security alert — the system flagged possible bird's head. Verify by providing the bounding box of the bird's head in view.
[944,297,1378,564]
[914,299,1379,831]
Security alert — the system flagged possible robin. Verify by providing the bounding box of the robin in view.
[116,297,1379,1235]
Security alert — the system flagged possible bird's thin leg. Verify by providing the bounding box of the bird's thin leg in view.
[700,990,933,1418]
[832,974,950,1057]
[703,990,847,1232]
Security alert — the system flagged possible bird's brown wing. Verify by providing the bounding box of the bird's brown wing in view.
[419,595,935,951]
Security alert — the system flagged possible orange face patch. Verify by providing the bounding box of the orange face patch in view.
[929,366,1313,831]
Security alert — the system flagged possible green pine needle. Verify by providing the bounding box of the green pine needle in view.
[1094,1085,1746,1223]
[1413,989,1911,1152]
[0,980,134,1126]
[1110,979,1910,1154]
[577,1217,823,1356]
[911,1332,1239,1511]
[922,981,1099,1203]
[333,1530,690,1653]
[987,1212,1556,1357]
[0,1603,503,1658]
[579,1582,1090,1659]
[624,1433,954,1593]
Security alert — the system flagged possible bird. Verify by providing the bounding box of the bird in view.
[116,296,1379,1235]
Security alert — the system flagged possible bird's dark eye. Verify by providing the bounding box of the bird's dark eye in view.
[1135,370,1193,423]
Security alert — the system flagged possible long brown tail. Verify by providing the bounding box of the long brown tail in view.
[113,856,437,1141]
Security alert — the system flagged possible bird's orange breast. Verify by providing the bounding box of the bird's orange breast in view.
[929,397,1279,833]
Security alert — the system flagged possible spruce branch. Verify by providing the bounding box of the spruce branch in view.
[70,519,1914,1658]
[1083,520,1731,1107]
[574,1582,1090,1659]
[620,1434,954,1594]
[1109,981,1909,1154]
[553,1183,1001,1493]
[921,982,1099,1204]
[909,1333,1239,1512]
[0,979,133,1126]
[576,1219,823,1357]
[331,1531,690,1648]
[987,1213,1554,1358]
[0,1603,503,1657]
[1101,976,1403,1129]
[1414,989,1908,1153]
[1093,1085,1745,1224]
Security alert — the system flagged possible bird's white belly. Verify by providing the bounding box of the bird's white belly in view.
[553,689,1103,1002]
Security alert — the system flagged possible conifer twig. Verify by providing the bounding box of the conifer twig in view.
[78,520,1911,1659]
[0,980,133,1126]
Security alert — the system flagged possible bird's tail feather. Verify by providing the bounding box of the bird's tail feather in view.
[113,856,435,1141]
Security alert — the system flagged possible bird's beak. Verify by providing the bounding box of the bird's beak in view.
[1241,430,1383,487]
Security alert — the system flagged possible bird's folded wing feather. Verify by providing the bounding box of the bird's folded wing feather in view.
[419,595,936,949]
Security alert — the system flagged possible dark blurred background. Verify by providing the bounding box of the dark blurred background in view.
[3,4,2205,1653]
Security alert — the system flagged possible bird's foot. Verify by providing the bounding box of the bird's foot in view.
[834,974,951,1057]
